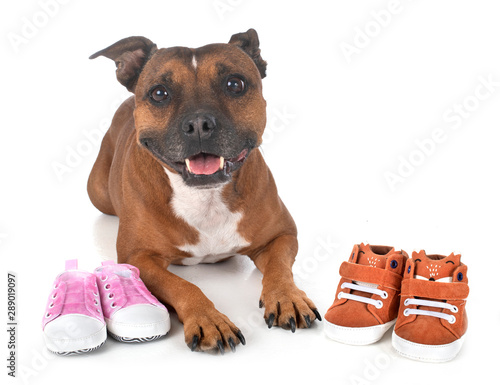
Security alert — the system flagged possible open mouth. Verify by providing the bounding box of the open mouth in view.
[181,148,248,176]
[139,135,254,187]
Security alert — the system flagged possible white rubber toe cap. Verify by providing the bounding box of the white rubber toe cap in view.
[106,304,170,340]
[43,314,106,354]
[324,319,396,345]
[392,331,466,362]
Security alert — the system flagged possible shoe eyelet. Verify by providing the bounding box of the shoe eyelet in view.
[104,283,111,290]
[457,272,463,281]
[381,291,388,299]
[407,266,411,274]
[337,292,343,300]
[448,315,456,324]
[451,305,458,313]
[404,299,410,306]
[53,284,59,289]
[93,291,98,297]
[403,309,410,317]
[45,313,51,318]
[390,260,398,269]
[108,293,114,299]
[110,302,116,308]
[101,275,108,282]
[49,303,54,308]
[340,282,347,290]
[94,299,99,305]
[97,308,101,313]
[51,293,57,299]
[375,300,383,309]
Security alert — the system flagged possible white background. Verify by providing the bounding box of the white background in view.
[1,0,499,384]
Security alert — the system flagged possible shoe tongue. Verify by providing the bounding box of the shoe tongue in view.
[114,270,132,278]
[188,153,221,175]
[357,244,393,268]
[100,263,138,279]
[65,259,78,271]
[413,251,460,281]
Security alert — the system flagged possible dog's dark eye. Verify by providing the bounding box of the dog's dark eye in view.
[150,85,169,103]
[226,77,245,94]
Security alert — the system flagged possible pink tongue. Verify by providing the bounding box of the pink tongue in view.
[188,153,221,175]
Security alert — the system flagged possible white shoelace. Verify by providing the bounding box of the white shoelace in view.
[403,298,458,324]
[337,282,388,309]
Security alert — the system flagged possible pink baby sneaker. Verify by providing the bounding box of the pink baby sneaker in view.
[42,260,107,355]
[94,261,170,342]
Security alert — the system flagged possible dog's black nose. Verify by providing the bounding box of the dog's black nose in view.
[181,113,216,138]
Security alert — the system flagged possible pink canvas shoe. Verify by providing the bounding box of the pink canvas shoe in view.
[42,260,107,355]
[94,261,170,342]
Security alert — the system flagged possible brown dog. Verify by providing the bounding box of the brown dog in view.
[87,29,320,353]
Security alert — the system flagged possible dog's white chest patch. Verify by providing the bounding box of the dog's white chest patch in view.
[164,168,250,265]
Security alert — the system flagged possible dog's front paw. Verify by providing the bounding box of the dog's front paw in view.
[183,308,245,354]
[259,285,321,332]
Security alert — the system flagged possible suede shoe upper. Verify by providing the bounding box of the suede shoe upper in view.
[394,251,469,345]
[325,243,408,328]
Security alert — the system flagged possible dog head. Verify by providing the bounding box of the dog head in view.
[90,29,267,188]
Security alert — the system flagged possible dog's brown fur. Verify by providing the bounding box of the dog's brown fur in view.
[87,29,319,353]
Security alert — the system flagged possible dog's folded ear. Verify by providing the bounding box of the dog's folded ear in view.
[229,29,267,79]
[89,36,157,92]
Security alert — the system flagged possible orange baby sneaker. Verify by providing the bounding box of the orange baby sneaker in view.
[324,243,408,345]
[392,251,469,362]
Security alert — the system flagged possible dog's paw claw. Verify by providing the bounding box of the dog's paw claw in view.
[304,315,312,328]
[190,335,199,352]
[183,310,244,354]
[216,340,225,355]
[266,313,275,329]
[228,337,236,353]
[236,330,246,345]
[313,308,322,322]
[260,286,319,331]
